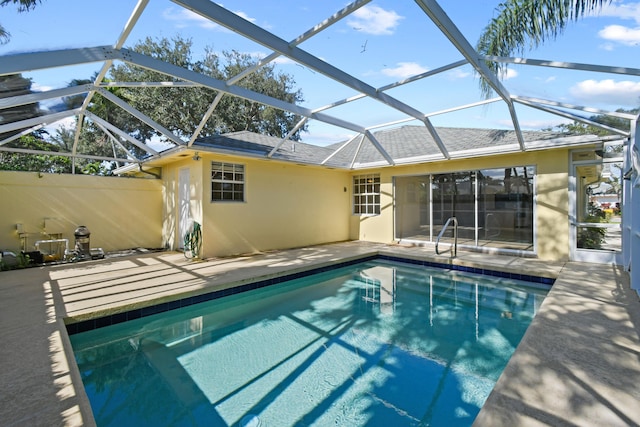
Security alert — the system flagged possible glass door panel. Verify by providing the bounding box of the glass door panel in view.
[395,176,430,241]
[572,147,623,264]
[477,167,534,251]
[575,161,623,252]
[432,172,475,244]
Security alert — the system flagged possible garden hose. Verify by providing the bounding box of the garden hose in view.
[183,221,202,260]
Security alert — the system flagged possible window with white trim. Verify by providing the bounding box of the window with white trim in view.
[353,173,380,215]
[211,162,245,202]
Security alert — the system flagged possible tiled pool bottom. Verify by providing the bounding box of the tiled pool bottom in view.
[69,258,550,426]
[65,254,554,335]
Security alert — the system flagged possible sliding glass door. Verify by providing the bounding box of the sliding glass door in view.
[477,167,534,250]
[395,166,535,253]
[395,176,430,240]
[432,172,475,244]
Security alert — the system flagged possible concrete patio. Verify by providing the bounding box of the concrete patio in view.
[1,241,638,426]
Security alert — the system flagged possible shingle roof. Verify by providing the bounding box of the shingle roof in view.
[193,126,608,169]
[324,126,573,166]
[194,131,336,166]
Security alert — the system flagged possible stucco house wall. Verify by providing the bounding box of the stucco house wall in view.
[154,145,574,262]
[0,143,575,264]
[349,148,571,261]
[162,153,351,258]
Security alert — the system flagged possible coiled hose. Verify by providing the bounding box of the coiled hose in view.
[183,221,202,260]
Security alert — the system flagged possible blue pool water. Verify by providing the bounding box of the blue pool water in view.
[70,259,549,427]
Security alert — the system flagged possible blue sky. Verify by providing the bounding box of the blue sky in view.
[1,0,639,145]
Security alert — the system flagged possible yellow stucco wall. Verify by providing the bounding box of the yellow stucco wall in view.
[350,149,571,261]
[536,151,570,261]
[163,154,351,257]
[1,146,574,263]
[0,171,163,255]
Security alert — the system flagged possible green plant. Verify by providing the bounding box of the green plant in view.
[17,252,31,269]
[183,221,202,260]
[577,214,607,249]
[0,252,30,271]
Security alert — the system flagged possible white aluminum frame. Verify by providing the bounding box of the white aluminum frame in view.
[0,0,638,280]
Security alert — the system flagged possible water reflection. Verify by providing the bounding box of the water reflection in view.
[71,261,547,427]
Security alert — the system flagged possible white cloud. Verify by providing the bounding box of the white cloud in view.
[599,1,640,24]
[499,68,518,80]
[234,11,257,24]
[598,24,640,45]
[593,2,640,46]
[381,62,428,78]
[162,7,256,31]
[271,55,297,65]
[569,79,640,106]
[31,82,54,92]
[162,8,217,29]
[346,5,403,35]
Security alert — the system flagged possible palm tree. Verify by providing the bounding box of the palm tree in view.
[476,0,611,97]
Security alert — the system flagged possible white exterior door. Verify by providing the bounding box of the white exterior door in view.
[570,149,624,264]
[178,168,190,249]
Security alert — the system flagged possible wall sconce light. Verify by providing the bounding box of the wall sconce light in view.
[192,152,201,161]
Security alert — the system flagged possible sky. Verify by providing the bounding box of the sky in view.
[1,0,639,146]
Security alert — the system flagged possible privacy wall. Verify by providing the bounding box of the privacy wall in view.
[0,171,163,255]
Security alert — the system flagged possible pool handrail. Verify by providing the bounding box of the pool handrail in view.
[435,216,458,257]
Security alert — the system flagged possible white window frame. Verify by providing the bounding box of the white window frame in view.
[353,173,381,215]
[211,161,245,202]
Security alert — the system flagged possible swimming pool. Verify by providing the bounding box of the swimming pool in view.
[69,259,549,426]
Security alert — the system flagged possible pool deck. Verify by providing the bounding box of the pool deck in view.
[1,241,638,426]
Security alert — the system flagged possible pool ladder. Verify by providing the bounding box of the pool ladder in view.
[435,216,458,257]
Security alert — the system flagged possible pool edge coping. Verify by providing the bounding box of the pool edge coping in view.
[64,250,556,335]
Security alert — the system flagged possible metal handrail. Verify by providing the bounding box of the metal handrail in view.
[435,216,458,257]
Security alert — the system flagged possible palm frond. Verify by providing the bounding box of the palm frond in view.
[476,0,611,98]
